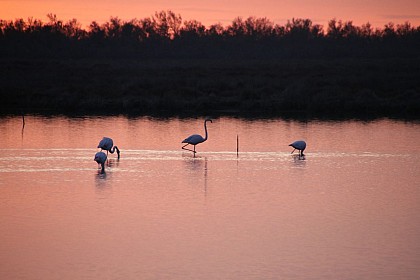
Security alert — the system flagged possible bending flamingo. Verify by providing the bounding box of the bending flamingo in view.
[289,140,306,156]
[94,151,107,173]
[98,137,120,159]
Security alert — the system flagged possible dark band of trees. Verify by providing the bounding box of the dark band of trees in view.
[1,10,419,59]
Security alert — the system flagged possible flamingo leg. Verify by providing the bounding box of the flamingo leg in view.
[182,143,196,153]
[291,148,296,154]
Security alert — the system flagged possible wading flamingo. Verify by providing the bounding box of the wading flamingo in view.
[182,118,212,154]
[98,137,120,159]
[289,140,306,156]
[94,151,107,173]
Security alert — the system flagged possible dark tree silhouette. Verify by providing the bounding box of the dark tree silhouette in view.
[153,10,182,39]
[0,11,419,59]
[1,11,419,117]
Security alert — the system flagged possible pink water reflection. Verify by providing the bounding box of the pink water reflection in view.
[2,116,419,153]
[0,116,419,280]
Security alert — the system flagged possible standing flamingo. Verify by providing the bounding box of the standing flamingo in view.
[182,118,212,154]
[98,137,120,159]
[289,140,306,156]
[94,151,107,173]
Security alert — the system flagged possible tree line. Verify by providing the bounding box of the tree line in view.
[0,10,420,59]
[1,10,419,59]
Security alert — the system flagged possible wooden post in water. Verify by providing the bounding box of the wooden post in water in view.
[236,134,239,157]
[21,112,25,140]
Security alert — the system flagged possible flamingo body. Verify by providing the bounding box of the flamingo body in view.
[182,134,206,145]
[289,140,306,156]
[182,119,212,154]
[94,151,107,173]
[98,137,120,158]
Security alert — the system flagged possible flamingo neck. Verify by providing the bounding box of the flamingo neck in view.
[110,146,120,158]
[204,120,209,141]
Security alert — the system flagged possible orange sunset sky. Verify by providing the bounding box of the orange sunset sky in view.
[1,0,420,29]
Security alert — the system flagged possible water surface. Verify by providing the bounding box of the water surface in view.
[1,116,419,280]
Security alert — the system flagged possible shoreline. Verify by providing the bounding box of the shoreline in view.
[2,57,419,120]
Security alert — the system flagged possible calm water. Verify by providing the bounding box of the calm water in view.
[1,116,419,280]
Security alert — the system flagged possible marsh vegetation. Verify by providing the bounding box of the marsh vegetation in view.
[1,12,419,118]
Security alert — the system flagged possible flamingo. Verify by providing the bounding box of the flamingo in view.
[182,118,212,154]
[98,137,120,159]
[94,151,107,173]
[289,140,306,156]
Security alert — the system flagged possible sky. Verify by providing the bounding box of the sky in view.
[1,0,420,29]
